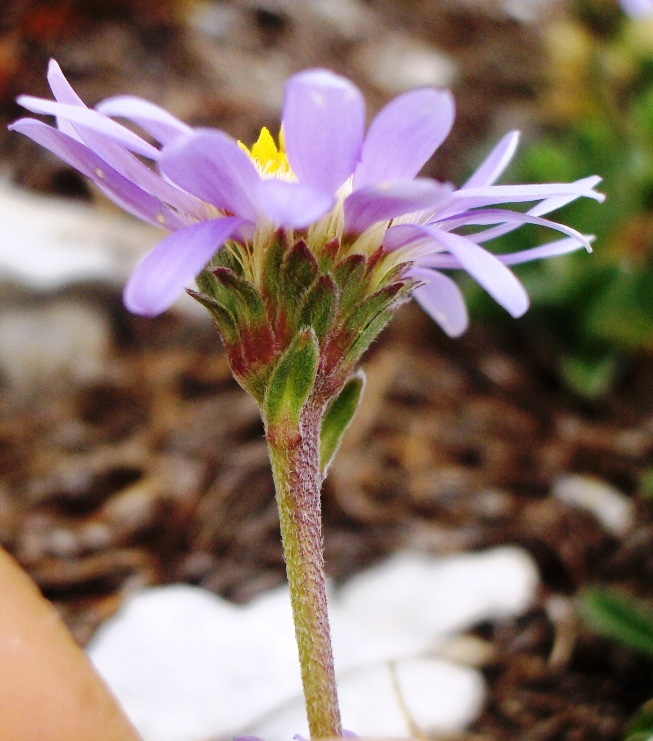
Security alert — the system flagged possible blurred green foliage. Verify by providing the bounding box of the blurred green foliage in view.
[579,587,653,658]
[579,587,653,740]
[467,3,653,397]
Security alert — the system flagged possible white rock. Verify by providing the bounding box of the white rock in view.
[354,35,457,94]
[334,547,538,669]
[311,0,377,40]
[0,300,111,392]
[394,656,485,735]
[0,179,156,290]
[552,474,635,536]
[88,547,539,741]
[0,180,211,319]
[254,663,413,740]
[88,585,301,741]
[253,657,483,740]
[501,0,557,22]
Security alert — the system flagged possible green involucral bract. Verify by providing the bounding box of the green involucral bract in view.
[319,369,365,473]
[188,234,416,411]
[264,328,320,427]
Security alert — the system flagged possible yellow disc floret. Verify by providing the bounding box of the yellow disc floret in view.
[239,127,292,179]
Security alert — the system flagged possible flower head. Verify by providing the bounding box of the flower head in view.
[11,61,602,339]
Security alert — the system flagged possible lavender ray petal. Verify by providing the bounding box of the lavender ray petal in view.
[383,223,442,251]
[620,0,653,16]
[434,175,603,225]
[462,176,603,243]
[353,88,455,188]
[88,141,205,220]
[410,267,469,336]
[496,236,594,265]
[438,208,593,251]
[10,119,183,229]
[123,217,245,316]
[45,59,85,140]
[16,97,160,160]
[445,181,605,212]
[160,129,261,221]
[96,96,192,145]
[283,69,365,193]
[84,137,205,219]
[30,63,203,216]
[344,179,453,235]
[13,111,203,221]
[69,125,206,219]
[461,131,520,188]
[47,59,84,106]
[256,180,335,228]
[526,176,603,214]
[419,230,529,317]
[416,236,592,269]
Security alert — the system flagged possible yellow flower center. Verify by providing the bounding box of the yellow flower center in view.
[239,127,292,178]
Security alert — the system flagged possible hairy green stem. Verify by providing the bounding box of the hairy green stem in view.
[266,401,342,738]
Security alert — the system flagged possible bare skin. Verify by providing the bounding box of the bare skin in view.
[0,547,141,741]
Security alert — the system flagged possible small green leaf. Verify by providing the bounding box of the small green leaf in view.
[625,699,653,741]
[212,268,267,326]
[264,328,319,426]
[578,587,653,658]
[319,370,365,473]
[281,240,319,314]
[186,288,240,345]
[262,237,287,310]
[333,254,367,313]
[195,267,222,297]
[297,274,338,339]
[209,243,245,276]
[343,281,414,366]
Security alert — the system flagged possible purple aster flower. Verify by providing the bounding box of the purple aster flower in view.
[10,60,603,336]
[9,63,606,738]
[620,0,653,16]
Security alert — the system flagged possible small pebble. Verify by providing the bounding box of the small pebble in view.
[552,474,635,537]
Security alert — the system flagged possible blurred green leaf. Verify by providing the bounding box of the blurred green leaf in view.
[560,352,618,398]
[639,469,653,499]
[578,587,653,658]
[460,4,653,396]
[625,700,653,741]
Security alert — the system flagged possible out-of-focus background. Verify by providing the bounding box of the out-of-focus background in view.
[1,1,653,739]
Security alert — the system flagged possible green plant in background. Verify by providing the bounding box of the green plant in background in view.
[580,587,653,740]
[466,2,653,397]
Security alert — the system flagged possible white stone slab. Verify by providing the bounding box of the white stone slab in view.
[88,547,539,741]
[0,179,157,290]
